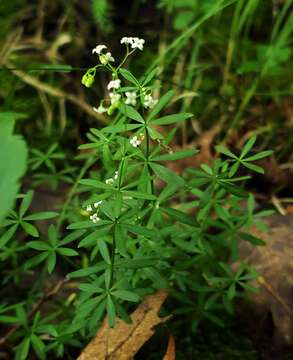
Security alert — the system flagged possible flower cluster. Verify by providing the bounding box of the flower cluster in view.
[86,201,103,223]
[130,135,141,148]
[143,94,158,109]
[105,171,118,185]
[92,45,115,65]
[120,37,145,51]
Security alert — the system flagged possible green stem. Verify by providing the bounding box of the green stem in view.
[109,224,116,289]
[56,153,97,232]
[145,127,154,194]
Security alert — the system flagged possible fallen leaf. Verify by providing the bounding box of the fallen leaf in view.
[232,214,293,345]
[162,333,176,360]
[77,289,170,360]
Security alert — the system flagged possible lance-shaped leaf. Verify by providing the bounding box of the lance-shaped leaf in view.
[150,112,192,125]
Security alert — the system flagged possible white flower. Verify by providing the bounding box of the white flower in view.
[109,92,121,105]
[94,201,103,208]
[114,171,118,180]
[107,79,121,90]
[130,135,141,148]
[143,94,158,109]
[121,37,134,44]
[86,205,92,212]
[105,178,114,185]
[100,52,115,65]
[90,213,101,223]
[131,37,145,51]
[93,105,108,114]
[92,45,106,55]
[125,91,137,106]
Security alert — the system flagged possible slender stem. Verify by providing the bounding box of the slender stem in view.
[145,126,154,194]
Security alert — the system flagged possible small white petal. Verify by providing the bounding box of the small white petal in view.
[92,45,106,54]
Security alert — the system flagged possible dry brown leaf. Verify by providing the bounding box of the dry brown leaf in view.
[162,333,176,360]
[77,289,170,360]
[232,214,293,345]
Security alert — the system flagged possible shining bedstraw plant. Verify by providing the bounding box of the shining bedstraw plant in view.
[0,36,275,359]
[67,37,274,332]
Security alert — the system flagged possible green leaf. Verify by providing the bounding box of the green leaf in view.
[150,113,192,125]
[150,162,184,186]
[142,67,157,86]
[24,212,58,221]
[47,252,56,273]
[0,224,18,248]
[240,135,257,159]
[18,337,30,360]
[19,190,34,218]
[79,179,113,190]
[21,221,39,237]
[31,334,45,360]
[152,149,199,161]
[98,238,111,264]
[115,257,159,269]
[160,206,198,226]
[0,315,19,323]
[67,263,108,278]
[219,182,249,198]
[238,232,266,246]
[122,190,156,200]
[147,90,175,121]
[243,150,274,161]
[67,220,110,230]
[215,145,237,159]
[0,113,28,225]
[107,295,116,328]
[115,225,127,256]
[119,104,144,123]
[27,241,51,251]
[121,223,155,237]
[78,225,113,248]
[24,252,48,269]
[57,247,78,256]
[119,68,140,86]
[111,290,140,302]
[241,161,264,174]
[103,124,142,133]
[59,229,86,246]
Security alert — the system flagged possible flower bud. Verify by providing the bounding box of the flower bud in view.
[82,74,94,88]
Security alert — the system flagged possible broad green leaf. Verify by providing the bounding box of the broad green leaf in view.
[150,112,192,125]
[19,190,34,218]
[18,337,30,360]
[152,149,199,161]
[27,241,51,251]
[0,113,28,225]
[239,135,257,159]
[21,221,39,237]
[119,68,140,86]
[119,104,144,123]
[111,290,140,302]
[24,212,58,221]
[147,90,175,121]
[57,247,78,256]
[98,238,111,264]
